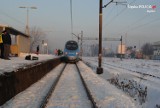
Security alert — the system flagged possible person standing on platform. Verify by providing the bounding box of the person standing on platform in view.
[2,30,11,60]
[36,45,39,55]
[0,31,4,59]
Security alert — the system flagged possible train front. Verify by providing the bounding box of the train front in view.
[64,40,79,62]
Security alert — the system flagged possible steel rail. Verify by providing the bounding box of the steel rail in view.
[75,63,98,108]
[40,63,67,108]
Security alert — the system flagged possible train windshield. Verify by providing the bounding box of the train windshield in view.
[66,41,78,50]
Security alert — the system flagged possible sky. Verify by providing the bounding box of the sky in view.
[0,0,160,52]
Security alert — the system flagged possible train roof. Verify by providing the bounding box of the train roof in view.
[66,40,77,42]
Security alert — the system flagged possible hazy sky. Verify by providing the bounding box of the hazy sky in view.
[0,0,160,52]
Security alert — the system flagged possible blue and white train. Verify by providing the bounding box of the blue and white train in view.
[64,40,80,62]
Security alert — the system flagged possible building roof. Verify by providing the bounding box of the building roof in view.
[153,41,160,46]
[0,24,29,37]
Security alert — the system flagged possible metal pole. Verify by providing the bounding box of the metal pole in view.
[121,36,122,60]
[81,31,83,60]
[78,36,79,45]
[97,0,103,74]
[26,8,29,35]
[19,6,37,36]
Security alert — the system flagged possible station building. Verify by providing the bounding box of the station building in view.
[0,25,30,56]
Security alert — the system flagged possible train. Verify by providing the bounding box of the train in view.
[63,40,80,62]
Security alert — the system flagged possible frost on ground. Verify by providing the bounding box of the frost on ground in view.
[83,57,160,108]
[0,53,56,74]
[0,63,65,108]
[46,64,92,108]
[1,60,138,108]
[77,61,138,108]
[1,55,159,108]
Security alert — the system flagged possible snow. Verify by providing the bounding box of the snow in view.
[83,57,160,108]
[46,64,92,108]
[0,53,57,74]
[1,63,65,108]
[77,61,138,108]
[1,57,138,108]
[1,56,160,108]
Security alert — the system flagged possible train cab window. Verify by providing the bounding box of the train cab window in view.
[66,41,78,50]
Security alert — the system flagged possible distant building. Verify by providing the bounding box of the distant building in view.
[117,44,126,54]
[0,24,30,56]
[117,44,126,58]
[135,50,143,59]
[152,41,160,60]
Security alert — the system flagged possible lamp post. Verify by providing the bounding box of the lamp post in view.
[19,6,37,36]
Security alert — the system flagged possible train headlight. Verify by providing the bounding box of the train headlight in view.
[76,52,79,55]
[65,52,68,55]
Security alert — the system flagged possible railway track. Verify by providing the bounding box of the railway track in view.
[1,62,138,108]
[40,63,98,108]
[39,63,67,108]
[85,58,160,80]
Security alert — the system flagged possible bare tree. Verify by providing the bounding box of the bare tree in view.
[30,27,45,53]
[141,43,153,56]
[90,44,98,56]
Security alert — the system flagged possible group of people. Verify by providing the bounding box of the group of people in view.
[54,49,63,56]
[0,30,11,60]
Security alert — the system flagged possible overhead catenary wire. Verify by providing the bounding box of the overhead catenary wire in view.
[0,9,25,26]
[114,13,151,35]
[70,0,73,39]
[114,7,159,35]
[128,17,160,31]
[103,5,116,25]
[110,17,160,48]
[0,17,9,25]
[103,0,157,36]
[0,9,26,32]
[103,6,126,28]
[126,15,151,34]
[106,16,159,39]
[103,0,138,29]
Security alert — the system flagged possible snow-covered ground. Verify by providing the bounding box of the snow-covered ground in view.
[83,57,160,108]
[0,53,57,74]
[1,63,65,108]
[46,64,92,108]
[1,55,160,108]
[77,61,137,108]
[1,61,138,108]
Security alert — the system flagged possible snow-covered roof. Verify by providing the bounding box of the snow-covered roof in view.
[0,24,29,37]
[153,41,160,46]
